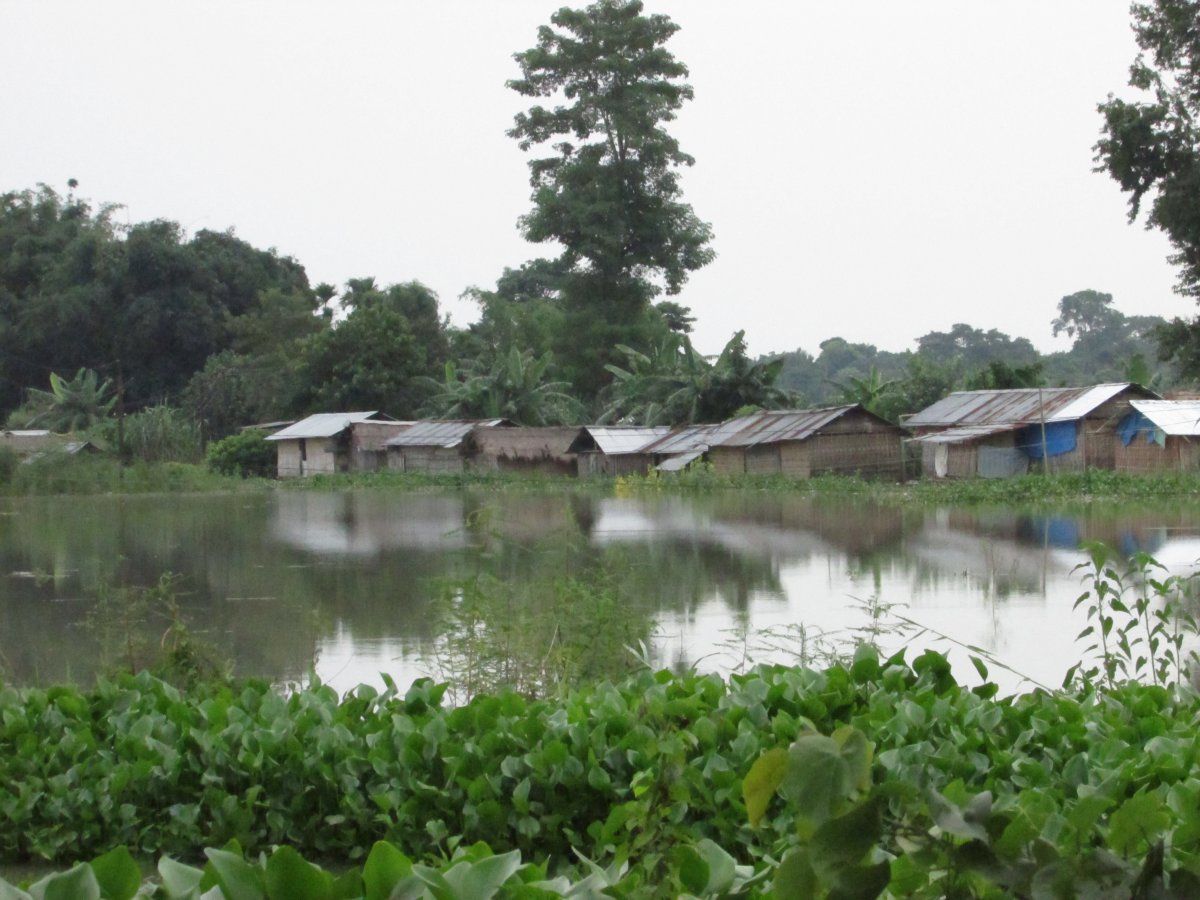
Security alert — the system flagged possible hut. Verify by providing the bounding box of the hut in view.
[265,412,407,478]
[567,426,671,476]
[639,424,719,472]
[704,406,905,479]
[386,419,511,474]
[464,426,579,476]
[906,383,1159,479]
[0,430,98,460]
[1114,400,1200,473]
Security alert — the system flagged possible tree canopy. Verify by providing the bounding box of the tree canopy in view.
[508,0,714,394]
[1096,0,1200,374]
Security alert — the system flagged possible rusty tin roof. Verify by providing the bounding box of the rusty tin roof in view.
[906,384,1154,430]
[706,406,866,448]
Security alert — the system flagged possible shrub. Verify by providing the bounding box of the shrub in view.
[99,405,203,464]
[206,429,275,478]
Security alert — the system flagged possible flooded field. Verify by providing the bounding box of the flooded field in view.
[2,489,1198,694]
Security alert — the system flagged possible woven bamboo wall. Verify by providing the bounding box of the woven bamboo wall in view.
[391,446,464,474]
[1114,437,1197,473]
[779,443,811,479]
[744,445,780,475]
[809,433,904,479]
[709,447,744,475]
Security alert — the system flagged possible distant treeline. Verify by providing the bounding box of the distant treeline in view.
[0,185,1183,442]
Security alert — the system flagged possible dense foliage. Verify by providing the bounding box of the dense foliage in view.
[5,645,1200,895]
[1096,0,1200,376]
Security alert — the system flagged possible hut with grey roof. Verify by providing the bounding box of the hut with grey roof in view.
[567,426,671,476]
[265,412,407,477]
[705,406,905,479]
[906,383,1159,479]
[1113,399,1200,473]
[386,419,511,474]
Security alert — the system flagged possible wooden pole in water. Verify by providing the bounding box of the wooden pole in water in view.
[1038,387,1049,475]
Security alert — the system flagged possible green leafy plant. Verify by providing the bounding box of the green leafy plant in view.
[206,429,275,478]
[1066,541,1200,690]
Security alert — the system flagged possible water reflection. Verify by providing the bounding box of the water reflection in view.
[1,491,1198,694]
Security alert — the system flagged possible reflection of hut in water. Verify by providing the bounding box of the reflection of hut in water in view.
[465,426,579,476]
[386,419,511,474]
[266,412,408,477]
[705,406,905,479]
[568,426,671,476]
[1114,400,1200,473]
[907,384,1159,479]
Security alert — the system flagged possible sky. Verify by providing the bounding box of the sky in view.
[1,1,1191,359]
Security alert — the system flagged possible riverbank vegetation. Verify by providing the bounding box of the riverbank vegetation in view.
[5,652,1200,896]
[4,548,1200,896]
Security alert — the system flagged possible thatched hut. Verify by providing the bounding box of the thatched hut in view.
[704,406,905,479]
[465,426,579,476]
[0,430,98,460]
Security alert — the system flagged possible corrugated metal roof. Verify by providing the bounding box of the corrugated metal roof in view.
[909,423,1019,444]
[572,426,671,455]
[1130,400,1200,436]
[266,412,391,441]
[639,424,719,456]
[656,449,706,472]
[906,384,1151,429]
[707,406,860,448]
[386,419,508,449]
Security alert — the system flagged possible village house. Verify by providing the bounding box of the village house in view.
[567,426,671,476]
[0,430,98,461]
[1113,399,1200,473]
[703,406,906,479]
[906,383,1159,479]
[265,412,408,478]
[464,426,579,476]
[639,424,719,472]
[385,419,511,474]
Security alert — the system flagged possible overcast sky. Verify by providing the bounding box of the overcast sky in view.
[1,1,1189,358]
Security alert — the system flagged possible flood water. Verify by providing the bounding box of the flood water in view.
[2,488,1199,695]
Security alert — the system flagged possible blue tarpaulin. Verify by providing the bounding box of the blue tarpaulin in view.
[1118,411,1154,446]
[1016,421,1077,459]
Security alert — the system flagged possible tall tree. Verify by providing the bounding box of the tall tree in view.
[508,0,714,395]
[1096,0,1200,373]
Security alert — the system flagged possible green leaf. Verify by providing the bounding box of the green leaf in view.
[264,846,332,900]
[773,848,818,898]
[1109,791,1170,855]
[0,880,33,900]
[675,839,737,896]
[828,859,891,900]
[88,847,141,900]
[743,747,788,827]
[363,841,413,900]
[158,857,205,898]
[810,797,883,880]
[440,850,523,899]
[204,848,265,900]
[29,864,101,900]
[931,790,989,842]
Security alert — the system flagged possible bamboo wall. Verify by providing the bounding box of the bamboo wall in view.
[388,446,464,474]
[1114,436,1199,473]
